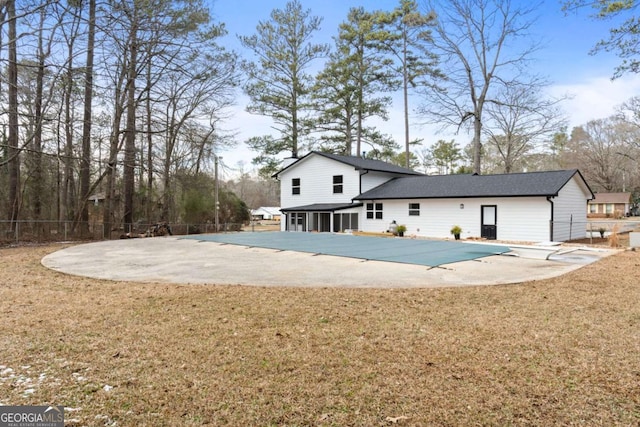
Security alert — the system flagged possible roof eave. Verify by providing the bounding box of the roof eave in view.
[355,193,558,200]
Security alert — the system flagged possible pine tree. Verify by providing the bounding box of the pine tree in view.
[374,0,439,167]
[240,0,329,175]
[311,7,398,156]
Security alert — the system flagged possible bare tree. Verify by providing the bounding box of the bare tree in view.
[419,0,540,174]
[483,82,568,173]
[568,118,629,192]
[0,0,239,236]
[613,97,640,191]
[616,96,640,149]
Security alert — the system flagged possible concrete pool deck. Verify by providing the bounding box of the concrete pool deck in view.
[41,234,617,289]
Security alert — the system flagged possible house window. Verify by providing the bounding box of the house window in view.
[292,178,300,195]
[366,202,383,220]
[333,175,343,194]
[333,213,358,232]
[589,204,597,214]
[605,204,613,214]
[409,203,420,216]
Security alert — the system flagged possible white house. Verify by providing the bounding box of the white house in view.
[274,151,594,242]
[251,207,282,221]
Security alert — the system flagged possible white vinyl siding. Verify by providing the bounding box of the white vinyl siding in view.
[361,171,396,193]
[279,156,360,210]
[552,175,590,241]
[360,197,552,241]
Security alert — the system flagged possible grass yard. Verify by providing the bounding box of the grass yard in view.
[1,244,639,426]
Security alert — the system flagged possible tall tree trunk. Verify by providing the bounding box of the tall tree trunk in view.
[123,23,137,233]
[194,126,215,175]
[356,39,364,157]
[33,6,46,222]
[103,104,122,239]
[291,88,298,158]
[344,110,352,156]
[103,138,117,238]
[79,0,96,236]
[63,45,76,222]
[7,0,20,226]
[161,108,174,221]
[473,114,482,174]
[145,50,153,223]
[402,28,410,169]
[103,72,126,239]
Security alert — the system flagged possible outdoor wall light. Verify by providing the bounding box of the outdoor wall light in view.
[460,203,464,209]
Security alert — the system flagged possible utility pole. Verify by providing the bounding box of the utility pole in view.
[214,155,222,232]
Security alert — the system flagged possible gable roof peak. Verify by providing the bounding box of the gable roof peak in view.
[273,150,423,177]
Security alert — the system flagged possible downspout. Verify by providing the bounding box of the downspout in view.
[358,170,370,232]
[359,169,369,195]
[547,196,554,241]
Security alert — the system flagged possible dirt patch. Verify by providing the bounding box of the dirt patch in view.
[1,244,639,426]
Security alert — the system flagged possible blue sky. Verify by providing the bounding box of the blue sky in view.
[207,0,640,173]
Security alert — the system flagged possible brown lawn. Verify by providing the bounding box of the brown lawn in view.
[1,243,639,426]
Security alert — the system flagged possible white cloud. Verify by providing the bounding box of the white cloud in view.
[549,74,640,128]
[217,100,272,176]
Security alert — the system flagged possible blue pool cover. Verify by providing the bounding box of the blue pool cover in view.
[181,232,510,268]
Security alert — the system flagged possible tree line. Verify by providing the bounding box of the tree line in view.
[240,0,640,202]
[2,0,640,236]
[0,0,244,236]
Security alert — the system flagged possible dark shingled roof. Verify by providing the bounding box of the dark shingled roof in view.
[274,151,422,177]
[280,203,363,212]
[314,152,422,175]
[355,170,593,200]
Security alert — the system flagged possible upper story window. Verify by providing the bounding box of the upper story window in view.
[333,175,343,194]
[409,203,420,216]
[366,202,383,220]
[292,178,300,195]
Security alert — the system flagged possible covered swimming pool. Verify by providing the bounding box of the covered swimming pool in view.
[181,232,510,268]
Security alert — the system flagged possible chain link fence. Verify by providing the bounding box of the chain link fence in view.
[582,219,640,241]
[550,218,640,244]
[0,220,245,246]
[2,219,637,246]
